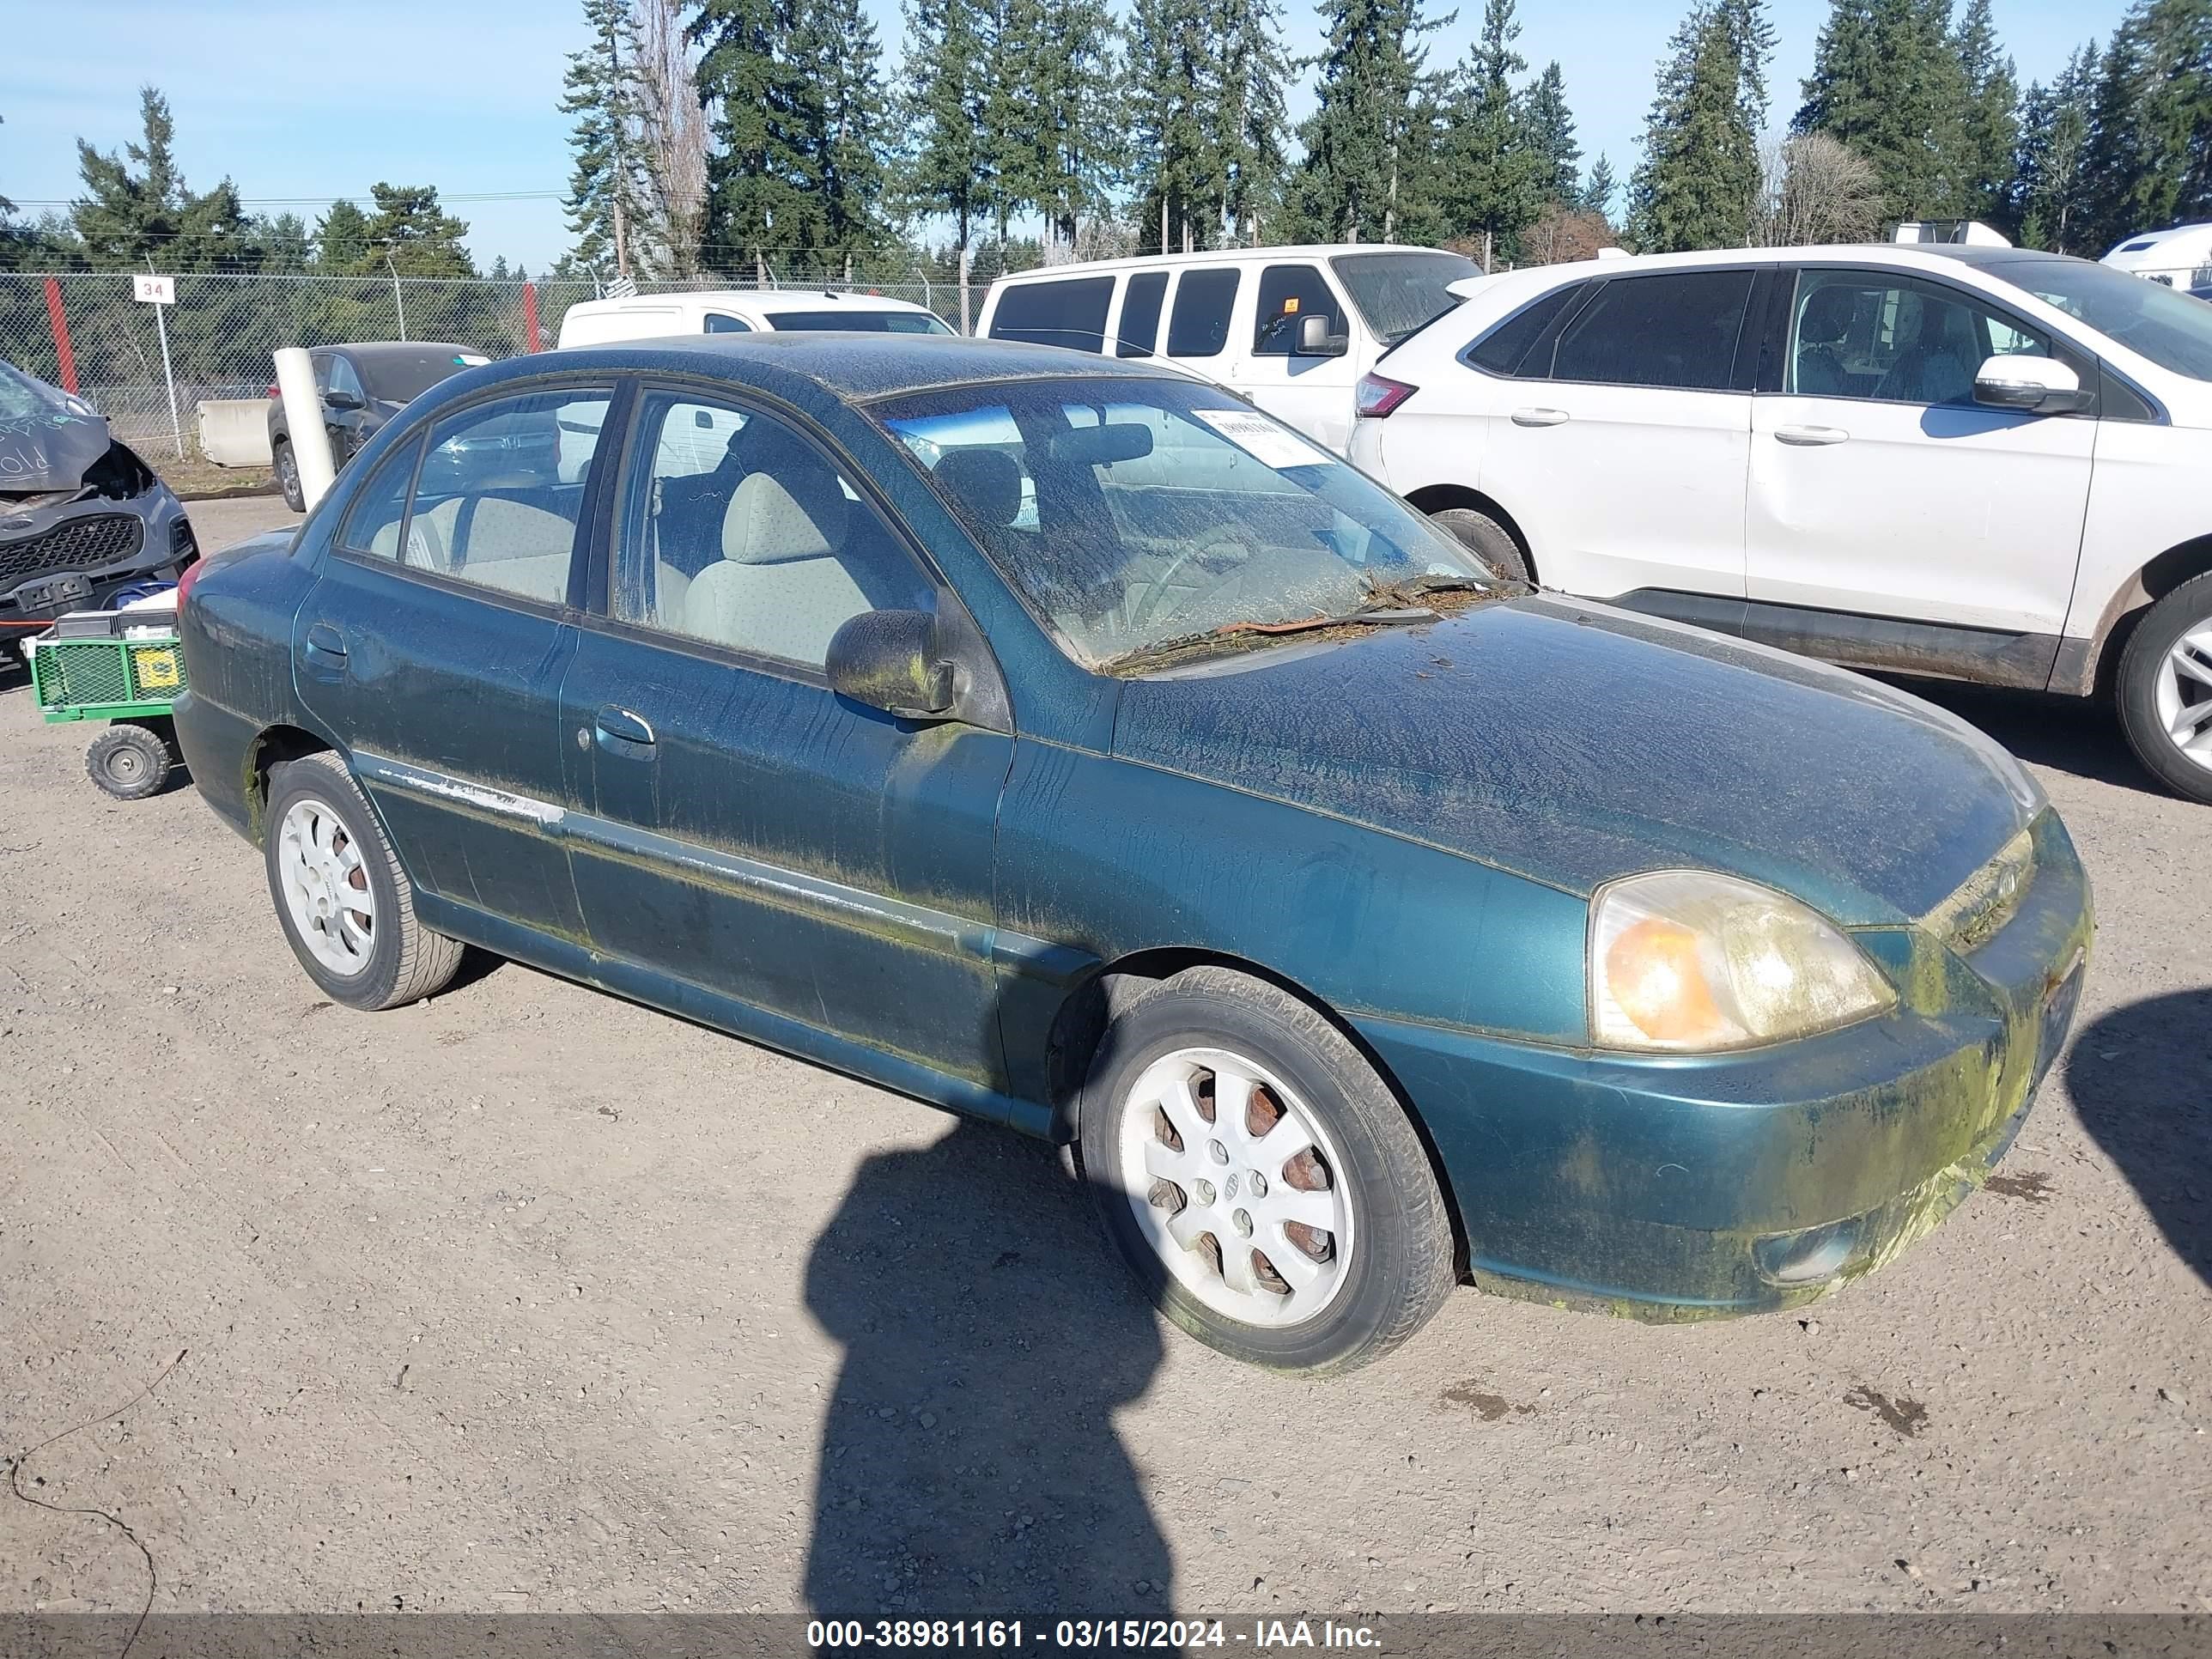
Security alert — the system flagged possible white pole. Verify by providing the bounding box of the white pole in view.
[273,347,337,512]
[152,298,185,462]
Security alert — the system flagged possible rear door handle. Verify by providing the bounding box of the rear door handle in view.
[592,705,655,751]
[303,622,349,662]
[1510,407,1571,428]
[1774,424,1850,447]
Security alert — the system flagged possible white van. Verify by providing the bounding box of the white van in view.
[556,289,952,347]
[2103,222,2212,289]
[975,246,1480,453]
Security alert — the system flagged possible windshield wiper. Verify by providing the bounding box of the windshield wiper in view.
[1105,605,1437,673]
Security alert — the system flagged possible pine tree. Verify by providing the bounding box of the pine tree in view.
[1522,60,1582,204]
[316,200,373,270]
[1580,152,1618,222]
[561,0,648,278]
[1795,0,1972,223]
[694,0,815,281]
[1627,0,1770,252]
[1437,0,1547,262]
[258,212,313,271]
[2082,0,2212,249]
[1289,0,1446,244]
[363,183,476,277]
[70,87,185,268]
[897,0,992,324]
[793,0,890,278]
[1954,0,2019,225]
[2013,42,2100,251]
[978,0,1042,246]
[1128,0,1218,252]
[1213,0,1291,242]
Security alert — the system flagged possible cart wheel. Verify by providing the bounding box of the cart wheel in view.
[87,725,172,800]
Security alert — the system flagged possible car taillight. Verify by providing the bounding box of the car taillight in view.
[174,557,204,609]
[267,383,281,398]
[1356,374,1417,418]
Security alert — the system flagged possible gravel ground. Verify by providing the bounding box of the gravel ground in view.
[2,495,2205,1620]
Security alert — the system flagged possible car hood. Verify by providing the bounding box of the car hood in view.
[1109,593,2039,925]
[0,401,112,495]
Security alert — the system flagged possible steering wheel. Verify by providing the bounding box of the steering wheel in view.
[1123,538,1251,636]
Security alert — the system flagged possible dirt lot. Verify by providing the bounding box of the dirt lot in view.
[2,495,2206,1620]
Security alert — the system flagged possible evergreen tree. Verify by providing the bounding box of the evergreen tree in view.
[1288,0,1446,244]
[2013,42,2100,251]
[316,199,373,270]
[1128,0,1218,252]
[1522,60,1582,204]
[1795,0,1972,222]
[1954,0,2020,225]
[258,211,313,270]
[561,0,648,277]
[794,0,890,277]
[1627,0,1770,252]
[693,0,815,281]
[1437,0,1547,262]
[1579,151,1618,222]
[897,0,992,324]
[2082,0,2212,248]
[979,0,1042,246]
[363,183,476,277]
[1213,0,1292,242]
[70,86,185,267]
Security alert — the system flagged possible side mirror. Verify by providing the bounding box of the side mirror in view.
[825,608,956,720]
[1973,355,2087,414]
[1293,313,1347,357]
[324,389,364,411]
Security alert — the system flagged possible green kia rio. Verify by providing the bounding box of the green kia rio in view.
[173,334,2092,1372]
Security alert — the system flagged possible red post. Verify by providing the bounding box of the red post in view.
[43,276,78,393]
[521,282,542,352]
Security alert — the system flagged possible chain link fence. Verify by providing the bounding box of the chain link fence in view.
[0,271,975,450]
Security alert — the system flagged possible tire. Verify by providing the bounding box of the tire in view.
[1078,966,1456,1374]
[1428,506,1531,586]
[2117,571,2212,805]
[264,750,464,1009]
[274,438,304,513]
[86,725,170,800]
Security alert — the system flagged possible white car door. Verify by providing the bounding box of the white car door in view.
[1237,259,1364,453]
[1476,267,1758,601]
[1746,268,2094,642]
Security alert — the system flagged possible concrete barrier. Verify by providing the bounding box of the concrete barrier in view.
[195,398,273,467]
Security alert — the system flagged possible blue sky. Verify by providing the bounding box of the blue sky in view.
[0,0,2130,274]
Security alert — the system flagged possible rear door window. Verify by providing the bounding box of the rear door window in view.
[1545,270,1755,391]
[1253,264,1345,354]
[1115,271,1169,357]
[987,277,1115,353]
[1167,268,1241,358]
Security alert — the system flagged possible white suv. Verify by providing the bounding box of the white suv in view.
[1349,246,2212,802]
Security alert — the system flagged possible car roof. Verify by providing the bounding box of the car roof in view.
[537,330,1183,401]
[991,244,1470,283]
[565,289,938,316]
[320,341,476,359]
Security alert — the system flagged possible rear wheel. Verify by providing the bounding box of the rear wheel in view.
[86,724,170,800]
[2117,572,2212,805]
[1427,506,1530,586]
[1079,967,1456,1373]
[274,438,304,512]
[264,751,464,1008]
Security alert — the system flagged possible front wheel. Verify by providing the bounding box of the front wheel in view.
[264,751,464,1008]
[1079,967,1457,1373]
[2117,571,2212,805]
[1427,507,1531,586]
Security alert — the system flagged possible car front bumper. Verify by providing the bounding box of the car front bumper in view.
[1355,810,2093,1318]
[0,490,196,635]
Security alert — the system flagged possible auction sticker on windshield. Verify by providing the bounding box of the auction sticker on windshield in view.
[1191,407,1334,470]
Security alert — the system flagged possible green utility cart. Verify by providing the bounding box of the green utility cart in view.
[27,611,186,799]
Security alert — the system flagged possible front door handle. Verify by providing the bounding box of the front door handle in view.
[1510,407,1571,428]
[592,705,655,750]
[1774,423,1850,447]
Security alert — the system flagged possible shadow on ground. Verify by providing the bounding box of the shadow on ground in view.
[1880,677,2164,796]
[803,1120,1170,1617]
[2068,990,2212,1289]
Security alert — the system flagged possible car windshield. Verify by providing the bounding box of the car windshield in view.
[1330,251,1484,343]
[0,360,78,422]
[1985,258,2212,381]
[874,377,1498,671]
[356,347,489,404]
[768,310,953,334]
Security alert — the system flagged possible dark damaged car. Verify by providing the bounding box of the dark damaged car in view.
[173,336,2093,1373]
[0,362,196,653]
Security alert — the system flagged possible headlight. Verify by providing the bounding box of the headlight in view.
[1589,871,1896,1052]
